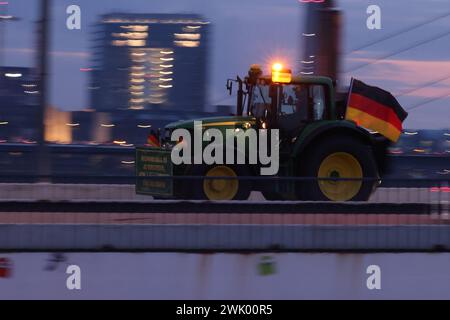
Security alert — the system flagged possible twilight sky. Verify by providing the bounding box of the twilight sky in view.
[2,0,450,129]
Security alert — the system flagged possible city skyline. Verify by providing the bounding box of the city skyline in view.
[0,0,449,129]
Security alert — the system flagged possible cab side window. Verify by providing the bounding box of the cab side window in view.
[280,85,309,121]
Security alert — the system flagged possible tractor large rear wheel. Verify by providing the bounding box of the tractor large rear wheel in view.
[298,136,379,201]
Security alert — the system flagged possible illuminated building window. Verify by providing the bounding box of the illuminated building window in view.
[112,32,148,40]
[4,73,22,78]
[174,33,201,40]
[149,85,165,90]
[174,40,200,48]
[125,47,175,108]
[120,25,149,32]
[129,105,144,110]
[112,40,127,46]
[131,52,147,57]
[130,78,145,84]
[112,39,146,47]
[149,99,164,104]
[104,18,208,25]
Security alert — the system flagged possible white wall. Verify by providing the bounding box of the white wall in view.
[1,252,450,299]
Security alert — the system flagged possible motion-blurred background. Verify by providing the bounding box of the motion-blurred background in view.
[0,0,448,181]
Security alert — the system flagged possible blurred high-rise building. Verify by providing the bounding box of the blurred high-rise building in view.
[90,13,210,113]
[299,0,341,82]
[0,67,40,143]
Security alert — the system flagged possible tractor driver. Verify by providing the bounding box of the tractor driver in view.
[250,84,271,120]
[278,85,310,139]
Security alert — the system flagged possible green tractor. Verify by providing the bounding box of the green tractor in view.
[136,63,390,201]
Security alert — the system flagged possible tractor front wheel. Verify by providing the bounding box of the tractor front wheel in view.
[188,164,252,200]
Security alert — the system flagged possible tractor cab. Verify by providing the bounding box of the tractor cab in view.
[228,64,337,142]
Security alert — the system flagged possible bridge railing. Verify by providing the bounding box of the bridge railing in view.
[0,175,448,203]
[0,143,449,181]
[0,175,448,252]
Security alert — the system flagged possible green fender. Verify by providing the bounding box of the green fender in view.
[291,120,390,174]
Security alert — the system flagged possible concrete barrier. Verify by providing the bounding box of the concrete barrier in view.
[1,252,450,299]
[0,183,447,203]
[1,224,449,251]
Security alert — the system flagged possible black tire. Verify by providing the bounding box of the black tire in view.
[187,164,252,200]
[297,136,379,201]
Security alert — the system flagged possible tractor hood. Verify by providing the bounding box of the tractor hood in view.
[165,116,257,131]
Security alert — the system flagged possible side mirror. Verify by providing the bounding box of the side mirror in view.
[226,79,233,95]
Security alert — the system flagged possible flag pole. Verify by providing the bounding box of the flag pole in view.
[344,77,355,120]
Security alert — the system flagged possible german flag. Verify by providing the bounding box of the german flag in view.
[147,131,160,148]
[346,79,408,142]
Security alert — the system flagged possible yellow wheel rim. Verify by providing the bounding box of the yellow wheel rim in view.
[318,152,363,201]
[203,166,239,200]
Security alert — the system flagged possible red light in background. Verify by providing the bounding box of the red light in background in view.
[430,187,450,193]
[299,0,326,3]
[0,257,13,278]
